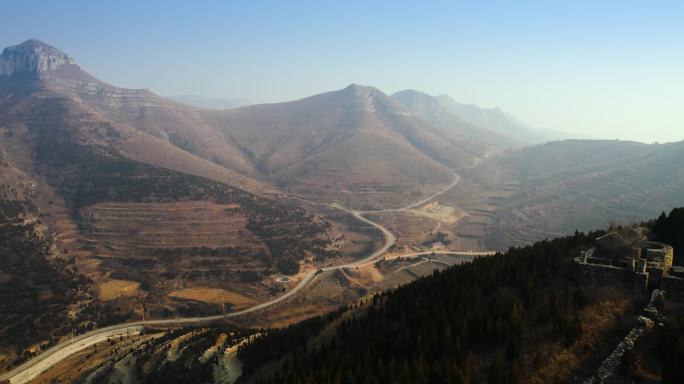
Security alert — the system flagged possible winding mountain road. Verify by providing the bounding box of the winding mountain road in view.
[361,171,461,213]
[1,163,488,384]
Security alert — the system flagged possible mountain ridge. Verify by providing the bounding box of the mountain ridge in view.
[167,94,251,109]
[393,89,587,145]
[1,40,501,208]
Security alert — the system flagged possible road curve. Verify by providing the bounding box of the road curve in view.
[1,165,485,384]
[4,327,145,384]
[362,172,461,213]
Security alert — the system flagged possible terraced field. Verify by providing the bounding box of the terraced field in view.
[81,201,261,250]
[76,201,270,309]
[448,140,684,250]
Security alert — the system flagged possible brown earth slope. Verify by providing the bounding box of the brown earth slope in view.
[448,140,684,250]
[1,40,509,209]
[0,40,362,361]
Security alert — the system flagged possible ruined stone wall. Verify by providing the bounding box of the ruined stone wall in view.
[575,242,675,294]
[633,272,648,293]
[663,275,684,301]
[583,290,663,384]
[647,266,665,288]
[663,246,674,271]
[574,258,636,290]
[644,242,674,272]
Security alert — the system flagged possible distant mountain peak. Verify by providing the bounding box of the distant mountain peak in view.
[342,83,383,96]
[0,39,76,76]
[394,89,430,97]
[16,39,55,48]
[393,89,441,108]
[392,89,564,145]
[334,84,415,117]
[344,83,368,90]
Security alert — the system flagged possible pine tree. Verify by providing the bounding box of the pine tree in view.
[488,353,506,384]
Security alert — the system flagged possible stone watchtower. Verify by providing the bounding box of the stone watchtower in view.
[633,258,649,293]
[645,245,674,273]
[643,242,674,288]
[574,232,675,295]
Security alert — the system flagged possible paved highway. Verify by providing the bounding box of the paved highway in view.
[1,164,490,383]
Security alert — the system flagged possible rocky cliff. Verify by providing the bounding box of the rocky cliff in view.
[0,39,76,76]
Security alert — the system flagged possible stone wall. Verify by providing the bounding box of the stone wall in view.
[647,266,665,289]
[574,258,637,290]
[663,275,684,301]
[584,316,655,384]
[633,272,648,294]
[583,290,662,384]
[644,241,674,272]
[575,242,678,294]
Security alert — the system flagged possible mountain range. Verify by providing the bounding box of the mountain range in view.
[2,39,683,254]
[2,38,684,383]
[0,40,524,210]
[167,94,251,110]
[0,41,548,220]
[392,89,588,145]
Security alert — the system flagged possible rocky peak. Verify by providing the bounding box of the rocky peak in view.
[0,39,76,76]
[393,89,441,110]
[335,84,405,115]
[342,83,385,98]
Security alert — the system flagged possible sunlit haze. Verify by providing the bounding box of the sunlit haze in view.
[1,0,682,143]
[3,2,684,382]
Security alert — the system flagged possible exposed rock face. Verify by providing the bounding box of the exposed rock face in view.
[0,39,76,76]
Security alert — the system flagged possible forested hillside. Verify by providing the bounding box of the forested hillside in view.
[652,207,684,262]
[238,230,619,383]
[234,208,684,383]
[32,209,684,383]
[0,195,126,368]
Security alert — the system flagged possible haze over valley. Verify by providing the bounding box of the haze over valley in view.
[1,2,684,383]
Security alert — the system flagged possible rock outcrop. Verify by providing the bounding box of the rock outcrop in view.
[0,39,76,76]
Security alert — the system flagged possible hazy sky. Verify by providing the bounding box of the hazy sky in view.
[1,0,682,143]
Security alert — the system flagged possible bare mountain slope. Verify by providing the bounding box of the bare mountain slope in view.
[0,40,267,193]
[451,139,684,249]
[2,41,501,209]
[168,94,250,109]
[0,40,348,347]
[205,84,477,208]
[392,89,522,148]
[8,41,262,180]
[393,89,583,145]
